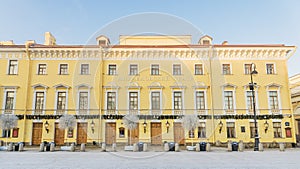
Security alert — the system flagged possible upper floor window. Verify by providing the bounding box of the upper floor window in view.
[151,64,159,75]
[173,64,181,75]
[129,92,138,110]
[108,64,117,75]
[195,64,203,75]
[246,91,254,112]
[57,92,66,111]
[4,91,15,112]
[269,91,279,110]
[8,60,18,75]
[174,91,182,110]
[224,91,233,110]
[59,64,68,75]
[222,64,231,75]
[129,64,138,75]
[195,91,205,110]
[38,64,47,75]
[79,92,88,110]
[107,92,116,110]
[266,64,275,74]
[244,64,252,74]
[35,92,45,111]
[151,92,160,110]
[81,64,89,75]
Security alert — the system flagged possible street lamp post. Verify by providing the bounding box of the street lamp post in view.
[249,63,259,151]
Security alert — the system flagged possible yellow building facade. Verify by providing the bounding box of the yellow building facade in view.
[0,32,297,147]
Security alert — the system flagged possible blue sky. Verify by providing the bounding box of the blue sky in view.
[0,0,299,76]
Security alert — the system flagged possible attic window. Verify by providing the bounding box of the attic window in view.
[203,40,210,45]
[99,40,106,45]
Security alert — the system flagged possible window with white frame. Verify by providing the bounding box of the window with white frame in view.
[108,64,117,75]
[107,92,116,110]
[38,64,47,75]
[57,92,66,113]
[266,64,275,74]
[244,64,252,74]
[81,64,89,75]
[151,92,160,110]
[79,92,88,111]
[151,64,159,75]
[196,91,205,110]
[195,64,203,75]
[226,122,235,138]
[246,91,254,112]
[269,91,279,110]
[34,92,45,113]
[59,64,68,75]
[224,91,234,111]
[250,122,255,138]
[273,122,282,138]
[129,64,138,75]
[198,122,206,138]
[174,91,182,110]
[4,91,15,113]
[129,92,138,110]
[173,64,181,75]
[222,64,231,75]
[8,60,18,75]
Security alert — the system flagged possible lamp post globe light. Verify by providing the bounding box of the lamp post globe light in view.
[249,63,259,151]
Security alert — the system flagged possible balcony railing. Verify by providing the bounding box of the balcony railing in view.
[225,109,235,114]
[34,109,43,115]
[271,109,280,114]
[4,109,13,114]
[56,110,65,115]
[174,110,184,115]
[106,110,117,115]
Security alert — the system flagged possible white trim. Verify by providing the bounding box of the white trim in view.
[149,90,162,115]
[76,89,90,115]
[7,59,18,75]
[194,89,208,115]
[36,63,47,75]
[271,119,282,122]
[105,89,118,115]
[54,90,68,115]
[80,63,90,75]
[2,88,17,114]
[194,63,204,75]
[32,90,47,115]
[58,63,69,75]
[265,62,276,75]
[172,63,182,75]
[127,89,140,114]
[150,63,160,75]
[225,119,235,122]
[172,90,184,115]
[221,62,232,75]
[128,63,139,76]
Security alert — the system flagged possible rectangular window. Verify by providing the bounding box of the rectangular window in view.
[108,64,117,75]
[195,64,203,75]
[5,91,15,111]
[59,64,68,75]
[81,64,89,75]
[129,92,138,110]
[247,91,254,112]
[269,91,279,110]
[151,92,160,110]
[273,122,282,138]
[2,129,11,137]
[244,64,252,74]
[174,92,182,110]
[189,130,195,138]
[79,92,88,110]
[224,91,233,110]
[196,91,205,110]
[227,122,235,138]
[8,60,18,75]
[57,92,66,111]
[151,64,159,75]
[198,122,206,138]
[222,64,231,75]
[35,92,44,113]
[266,64,275,74]
[129,64,138,75]
[250,122,255,138]
[38,64,47,75]
[173,64,181,75]
[107,92,116,110]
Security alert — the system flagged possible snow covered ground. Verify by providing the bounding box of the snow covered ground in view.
[0,147,299,169]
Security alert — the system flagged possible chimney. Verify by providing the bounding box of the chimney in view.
[44,32,56,45]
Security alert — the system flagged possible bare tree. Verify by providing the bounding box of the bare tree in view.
[182,114,199,146]
[122,114,139,146]
[0,114,18,147]
[59,115,76,145]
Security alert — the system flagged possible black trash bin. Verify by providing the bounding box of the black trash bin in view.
[137,142,144,151]
[14,143,19,151]
[200,142,206,151]
[45,143,51,151]
[232,142,238,151]
[168,142,175,151]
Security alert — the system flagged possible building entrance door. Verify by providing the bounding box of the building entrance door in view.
[174,122,185,145]
[54,123,65,145]
[77,123,87,144]
[105,122,116,145]
[151,122,162,145]
[32,123,43,145]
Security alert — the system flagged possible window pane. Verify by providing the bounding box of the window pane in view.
[38,64,47,75]
[195,64,203,75]
[8,60,18,75]
[5,91,15,110]
[35,92,44,110]
[244,64,252,74]
[108,65,117,75]
[173,64,181,75]
[79,92,88,110]
[196,91,205,110]
[107,92,116,110]
[151,92,160,110]
[151,64,159,75]
[59,64,68,75]
[129,92,138,110]
[174,92,182,110]
[57,92,66,110]
[224,91,233,110]
[81,64,89,75]
[222,64,231,74]
[129,64,138,75]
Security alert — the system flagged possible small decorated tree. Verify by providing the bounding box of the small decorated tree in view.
[122,114,139,146]
[59,114,76,145]
[0,114,18,147]
[182,114,199,147]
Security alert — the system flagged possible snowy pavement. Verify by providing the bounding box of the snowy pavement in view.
[0,148,299,169]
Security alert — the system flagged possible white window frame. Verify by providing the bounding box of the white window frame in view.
[108,64,117,75]
[244,63,252,75]
[76,90,90,115]
[245,90,259,115]
[54,90,68,115]
[194,89,207,115]
[80,63,90,75]
[223,90,236,114]
[150,64,160,75]
[172,63,182,75]
[32,90,47,115]
[37,63,47,75]
[2,88,17,114]
[127,90,140,114]
[266,63,276,75]
[129,63,138,76]
[105,90,118,115]
[194,63,204,75]
[172,90,184,115]
[222,63,232,75]
[7,60,18,75]
[58,63,69,75]
[149,90,162,115]
[267,89,281,114]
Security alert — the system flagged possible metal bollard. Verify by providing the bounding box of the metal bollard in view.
[80,143,86,152]
[39,142,44,152]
